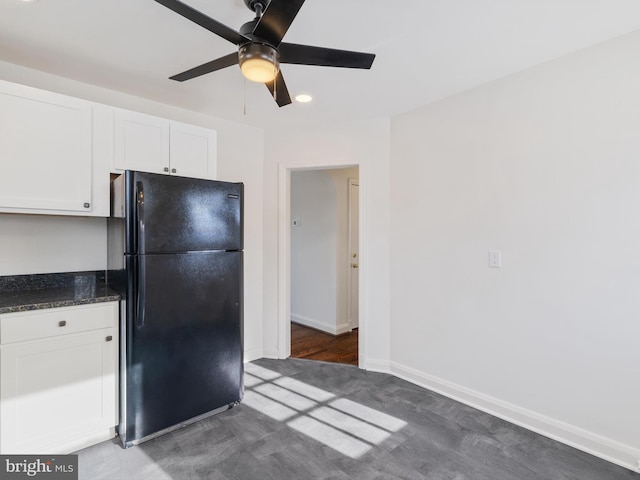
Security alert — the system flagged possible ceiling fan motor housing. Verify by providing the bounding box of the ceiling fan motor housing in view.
[243,0,270,14]
[239,19,260,37]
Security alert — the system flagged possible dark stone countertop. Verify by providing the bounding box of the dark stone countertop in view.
[0,271,120,314]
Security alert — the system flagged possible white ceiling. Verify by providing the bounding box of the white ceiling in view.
[1,0,640,130]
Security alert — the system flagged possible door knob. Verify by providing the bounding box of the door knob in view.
[352,263,359,269]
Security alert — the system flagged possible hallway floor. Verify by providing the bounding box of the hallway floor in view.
[290,322,358,365]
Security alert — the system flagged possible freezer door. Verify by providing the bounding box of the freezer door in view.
[121,251,243,445]
[124,170,243,254]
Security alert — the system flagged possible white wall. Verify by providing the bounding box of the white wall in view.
[0,214,106,275]
[214,116,264,363]
[263,118,390,368]
[389,31,640,469]
[0,61,265,361]
[290,167,358,335]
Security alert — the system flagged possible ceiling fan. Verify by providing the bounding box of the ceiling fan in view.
[154,0,376,107]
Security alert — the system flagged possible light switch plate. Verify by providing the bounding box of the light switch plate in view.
[489,250,502,268]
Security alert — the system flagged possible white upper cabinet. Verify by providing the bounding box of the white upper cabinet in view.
[0,81,97,215]
[170,121,217,179]
[114,109,217,180]
[0,80,217,218]
[114,109,170,175]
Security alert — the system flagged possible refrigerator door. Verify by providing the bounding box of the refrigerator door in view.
[124,171,243,255]
[121,251,243,446]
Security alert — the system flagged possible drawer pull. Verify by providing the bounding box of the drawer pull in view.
[58,320,67,327]
[106,336,113,342]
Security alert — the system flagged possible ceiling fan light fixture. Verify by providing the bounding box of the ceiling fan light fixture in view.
[239,43,279,83]
[156,0,375,107]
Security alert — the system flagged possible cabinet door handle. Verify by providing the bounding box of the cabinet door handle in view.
[171,168,176,173]
[106,336,113,342]
[83,202,91,209]
[163,167,169,172]
[58,320,67,327]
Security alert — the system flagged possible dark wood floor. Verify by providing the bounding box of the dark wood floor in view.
[290,322,358,365]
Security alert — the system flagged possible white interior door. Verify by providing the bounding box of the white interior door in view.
[348,179,359,330]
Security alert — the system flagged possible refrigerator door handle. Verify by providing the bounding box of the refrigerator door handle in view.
[136,257,146,328]
[136,181,145,254]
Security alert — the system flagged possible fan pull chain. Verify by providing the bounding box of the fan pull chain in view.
[272,55,277,101]
[243,76,247,116]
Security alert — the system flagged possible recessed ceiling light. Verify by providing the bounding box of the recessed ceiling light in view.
[295,94,313,103]
[20,0,39,3]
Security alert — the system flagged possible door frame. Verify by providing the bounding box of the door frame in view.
[347,178,359,331]
[277,160,365,366]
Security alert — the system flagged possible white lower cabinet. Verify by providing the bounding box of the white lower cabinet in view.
[0,303,118,454]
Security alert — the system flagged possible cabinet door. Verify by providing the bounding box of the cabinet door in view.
[0,81,93,213]
[0,329,117,454]
[170,121,217,179]
[114,109,170,174]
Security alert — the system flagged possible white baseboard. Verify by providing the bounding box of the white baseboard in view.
[335,322,351,335]
[390,361,640,473]
[364,358,391,373]
[52,427,116,454]
[243,347,263,363]
[291,313,350,336]
[261,346,279,359]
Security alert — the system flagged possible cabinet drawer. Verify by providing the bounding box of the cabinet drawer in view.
[0,303,118,345]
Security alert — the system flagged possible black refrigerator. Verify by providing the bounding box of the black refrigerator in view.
[107,170,243,448]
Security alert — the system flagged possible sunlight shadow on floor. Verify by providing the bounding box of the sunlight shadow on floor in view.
[243,363,407,459]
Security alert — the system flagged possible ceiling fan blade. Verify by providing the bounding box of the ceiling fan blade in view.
[252,0,306,47]
[280,43,375,69]
[265,71,292,107]
[154,0,249,45]
[169,53,238,82]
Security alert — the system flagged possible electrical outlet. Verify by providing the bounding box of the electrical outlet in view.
[489,250,502,268]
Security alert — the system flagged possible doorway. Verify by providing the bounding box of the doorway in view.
[287,167,359,365]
